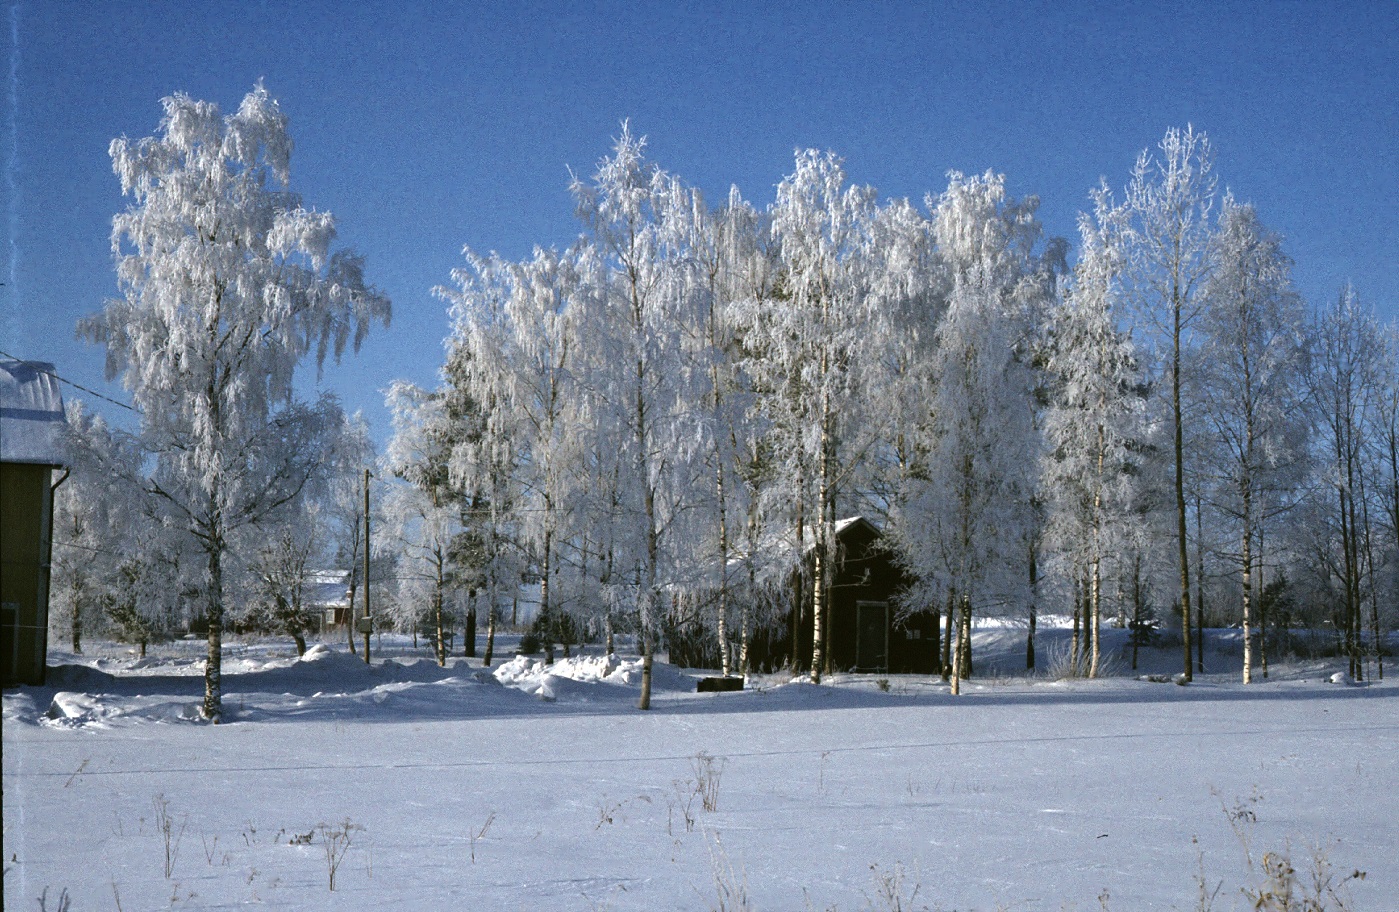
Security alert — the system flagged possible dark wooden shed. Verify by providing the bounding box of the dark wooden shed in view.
[663,516,940,676]
[1,358,67,687]
[792,517,938,675]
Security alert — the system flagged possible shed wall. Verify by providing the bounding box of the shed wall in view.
[1,463,55,686]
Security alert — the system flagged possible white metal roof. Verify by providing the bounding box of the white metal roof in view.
[0,358,67,466]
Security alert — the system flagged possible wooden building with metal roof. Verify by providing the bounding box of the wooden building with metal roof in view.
[1,358,68,686]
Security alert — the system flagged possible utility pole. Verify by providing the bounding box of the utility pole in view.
[363,468,372,664]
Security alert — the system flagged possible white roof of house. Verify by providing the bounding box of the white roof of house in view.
[0,358,67,465]
[306,571,351,608]
[834,516,872,536]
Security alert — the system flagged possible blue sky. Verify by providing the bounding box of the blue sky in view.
[3,0,1396,445]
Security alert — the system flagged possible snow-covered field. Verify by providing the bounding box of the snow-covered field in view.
[5,626,1397,911]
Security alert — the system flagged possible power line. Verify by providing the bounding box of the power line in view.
[0,349,141,413]
[52,539,129,559]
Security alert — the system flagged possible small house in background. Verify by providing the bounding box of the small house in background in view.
[791,517,938,675]
[669,516,939,675]
[309,569,353,630]
[1,358,68,687]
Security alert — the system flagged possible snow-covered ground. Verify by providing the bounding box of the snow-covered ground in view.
[4,625,1397,911]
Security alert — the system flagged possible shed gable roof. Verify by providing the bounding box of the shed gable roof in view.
[0,358,67,466]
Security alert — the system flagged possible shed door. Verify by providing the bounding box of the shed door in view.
[855,601,889,672]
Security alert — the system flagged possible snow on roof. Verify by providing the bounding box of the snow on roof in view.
[834,516,873,536]
[719,516,882,571]
[0,358,67,466]
[304,570,351,607]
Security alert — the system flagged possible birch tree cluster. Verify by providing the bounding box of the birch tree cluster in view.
[57,87,1397,712]
[384,123,1398,695]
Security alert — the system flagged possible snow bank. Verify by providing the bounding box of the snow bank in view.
[490,653,705,701]
[494,654,642,701]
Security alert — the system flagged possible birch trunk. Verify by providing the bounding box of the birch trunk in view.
[483,594,496,667]
[1131,554,1144,671]
[809,531,827,684]
[1358,470,1380,680]
[204,543,224,722]
[950,594,964,696]
[1026,543,1038,671]
[1195,494,1206,674]
[960,601,973,680]
[809,375,833,684]
[1089,554,1102,679]
[1174,296,1194,682]
[433,564,446,667]
[1241,483,1253,684]
[1339,473,1360,679]
[716,458,731,676]
[741,509,757,675]
[1258,521,1269,679]
[637,368,659,710]
[71,588,82,653]
[1071,573,1083,675]
[951,595,973,695]
[792,471,806,674]
[1089,428,1105,679]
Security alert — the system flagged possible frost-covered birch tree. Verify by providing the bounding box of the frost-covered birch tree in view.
[385,381,470,663]
[247,503,325,657]
[1309,286,1386,680]
[382,478,462,663]
[1194,199,1310,683]
[758,150,881,683]
[1124,125,1217,682]
[856,197,940,525]
[326,413,376,657]
[674,187,780,675]
[440,246,591,665]
[79,85,390,719]
[1374,326,1399,679]
[57,403,196,657]
[571,125,707,707]
[718,203,788,674]
[247,406,377,658]
[893,171,1054,693]
[1041,186,1142,679]
[51,402,152,653]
